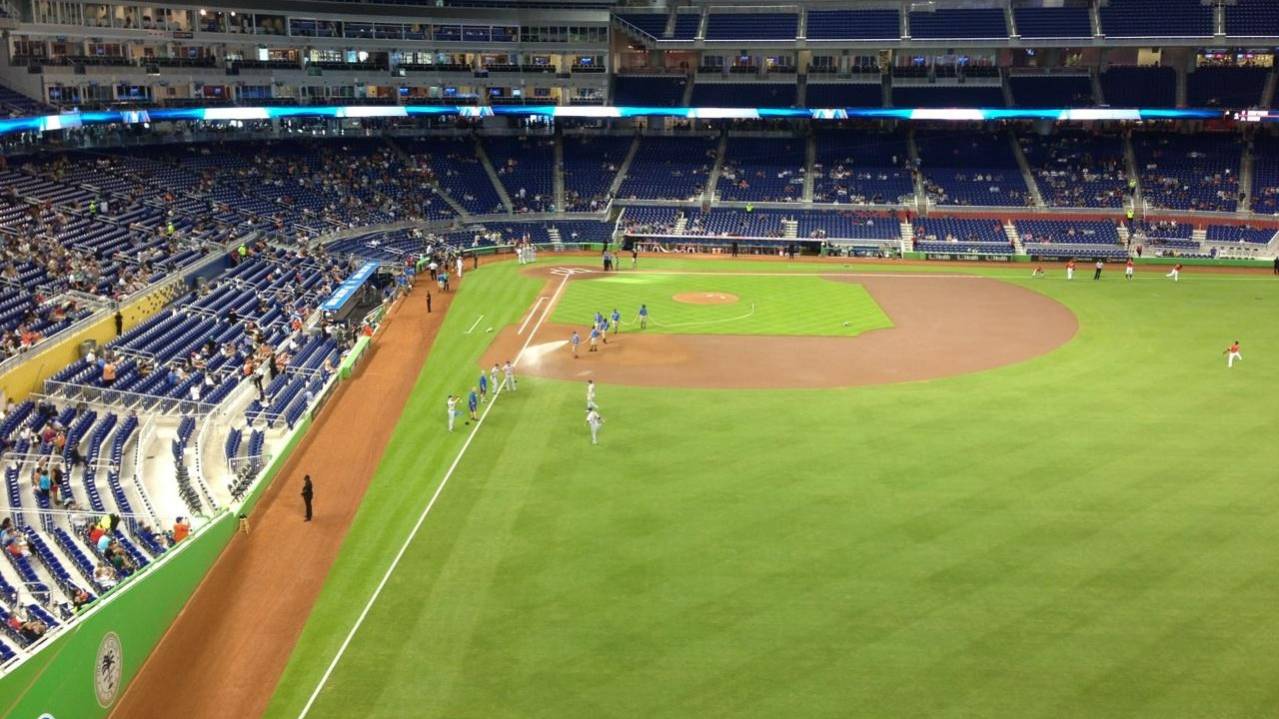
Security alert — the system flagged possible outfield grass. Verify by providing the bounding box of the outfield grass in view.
[551,272,893,336]
[267,259,1279,719]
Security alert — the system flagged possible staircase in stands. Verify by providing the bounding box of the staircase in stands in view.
[802,133,816,202]
[1190,227,1208,255]
[900,220,915,254]
[1239,138,1255,213]
[1003,221,1024,255]
[384,136,471,219]
[473,136,514,213]
[1009,130,1045,207]
[704,131,729,204]
[608,135,641,200]
[553,131,566,212]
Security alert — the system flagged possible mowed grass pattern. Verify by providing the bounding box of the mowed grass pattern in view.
[551,272,894,336]
[268,259,1279,719]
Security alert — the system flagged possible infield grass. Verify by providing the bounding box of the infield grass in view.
[267,257,1279,719]
[551,272,893,336]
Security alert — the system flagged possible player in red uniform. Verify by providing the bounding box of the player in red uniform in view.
[1166,262,1183,282]
[1066,259,1076,280]
[1224,340,1242,368]
[1124,258,1134,279]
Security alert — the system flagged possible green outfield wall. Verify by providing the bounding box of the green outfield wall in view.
[0,394,320,719]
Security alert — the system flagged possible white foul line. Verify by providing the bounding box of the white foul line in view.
[463,314,485,335]
[296,272,572,719]
[517,297,547,335]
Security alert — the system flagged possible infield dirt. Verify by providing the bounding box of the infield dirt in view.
[481,271,1079,389]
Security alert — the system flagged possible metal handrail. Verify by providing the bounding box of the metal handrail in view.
[39,381,221,417]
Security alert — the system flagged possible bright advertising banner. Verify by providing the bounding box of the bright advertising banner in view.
[0,104,1252,137]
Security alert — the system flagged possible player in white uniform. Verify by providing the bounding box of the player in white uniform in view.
[586,408,604,445]
[586,380,598,411]
[503,360,517,391]
[446,395,458,432]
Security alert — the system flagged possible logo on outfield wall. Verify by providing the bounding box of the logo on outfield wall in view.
[94,632,124,707]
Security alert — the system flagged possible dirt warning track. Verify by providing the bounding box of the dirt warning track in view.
[111,281,455,719]
[482,272,1078,389]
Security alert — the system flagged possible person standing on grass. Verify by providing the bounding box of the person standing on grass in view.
[503,360,517,391]
[586,408,604,445]
[467,387,479,421]
[631,247,638,269]
[447,394,458,431]
[455,254,463,280]
[586,379,598,411]
[1166,262,1183,282]
[570,330,581,358]
[1224,340,1242,368]
[478,369,489,404]
[1125,258,1134,280]
[1093,259,1104,280]
[301,475,313,522]
[490,363,500,392]
[638,304,649,330]
[1066,259,1076,281]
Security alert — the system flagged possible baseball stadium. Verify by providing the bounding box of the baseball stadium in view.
[0,0,1277,717]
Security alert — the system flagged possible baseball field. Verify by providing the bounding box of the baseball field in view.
[260,256,1278,718]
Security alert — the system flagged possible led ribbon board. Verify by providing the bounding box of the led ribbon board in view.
[0,105,1240,137]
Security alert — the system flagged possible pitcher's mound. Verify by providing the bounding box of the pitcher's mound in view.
[673,292,739,305]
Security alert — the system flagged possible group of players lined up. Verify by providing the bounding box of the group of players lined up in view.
[1032,258,1187,281]
[568,306,649,358]
[441,359,609,443]
[446,361,517,432]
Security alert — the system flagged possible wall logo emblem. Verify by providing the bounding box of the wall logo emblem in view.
[94,632,124,708]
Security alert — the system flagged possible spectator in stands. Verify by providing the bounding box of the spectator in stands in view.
[101,360,117,388]
[94,561,117,589]
[5,532,28,558]
[172,517,190,543]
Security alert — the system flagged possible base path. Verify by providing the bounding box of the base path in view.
[482,272,1078,389]
[111,282,455,719]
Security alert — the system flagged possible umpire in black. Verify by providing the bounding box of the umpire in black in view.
[301,475,314,522]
